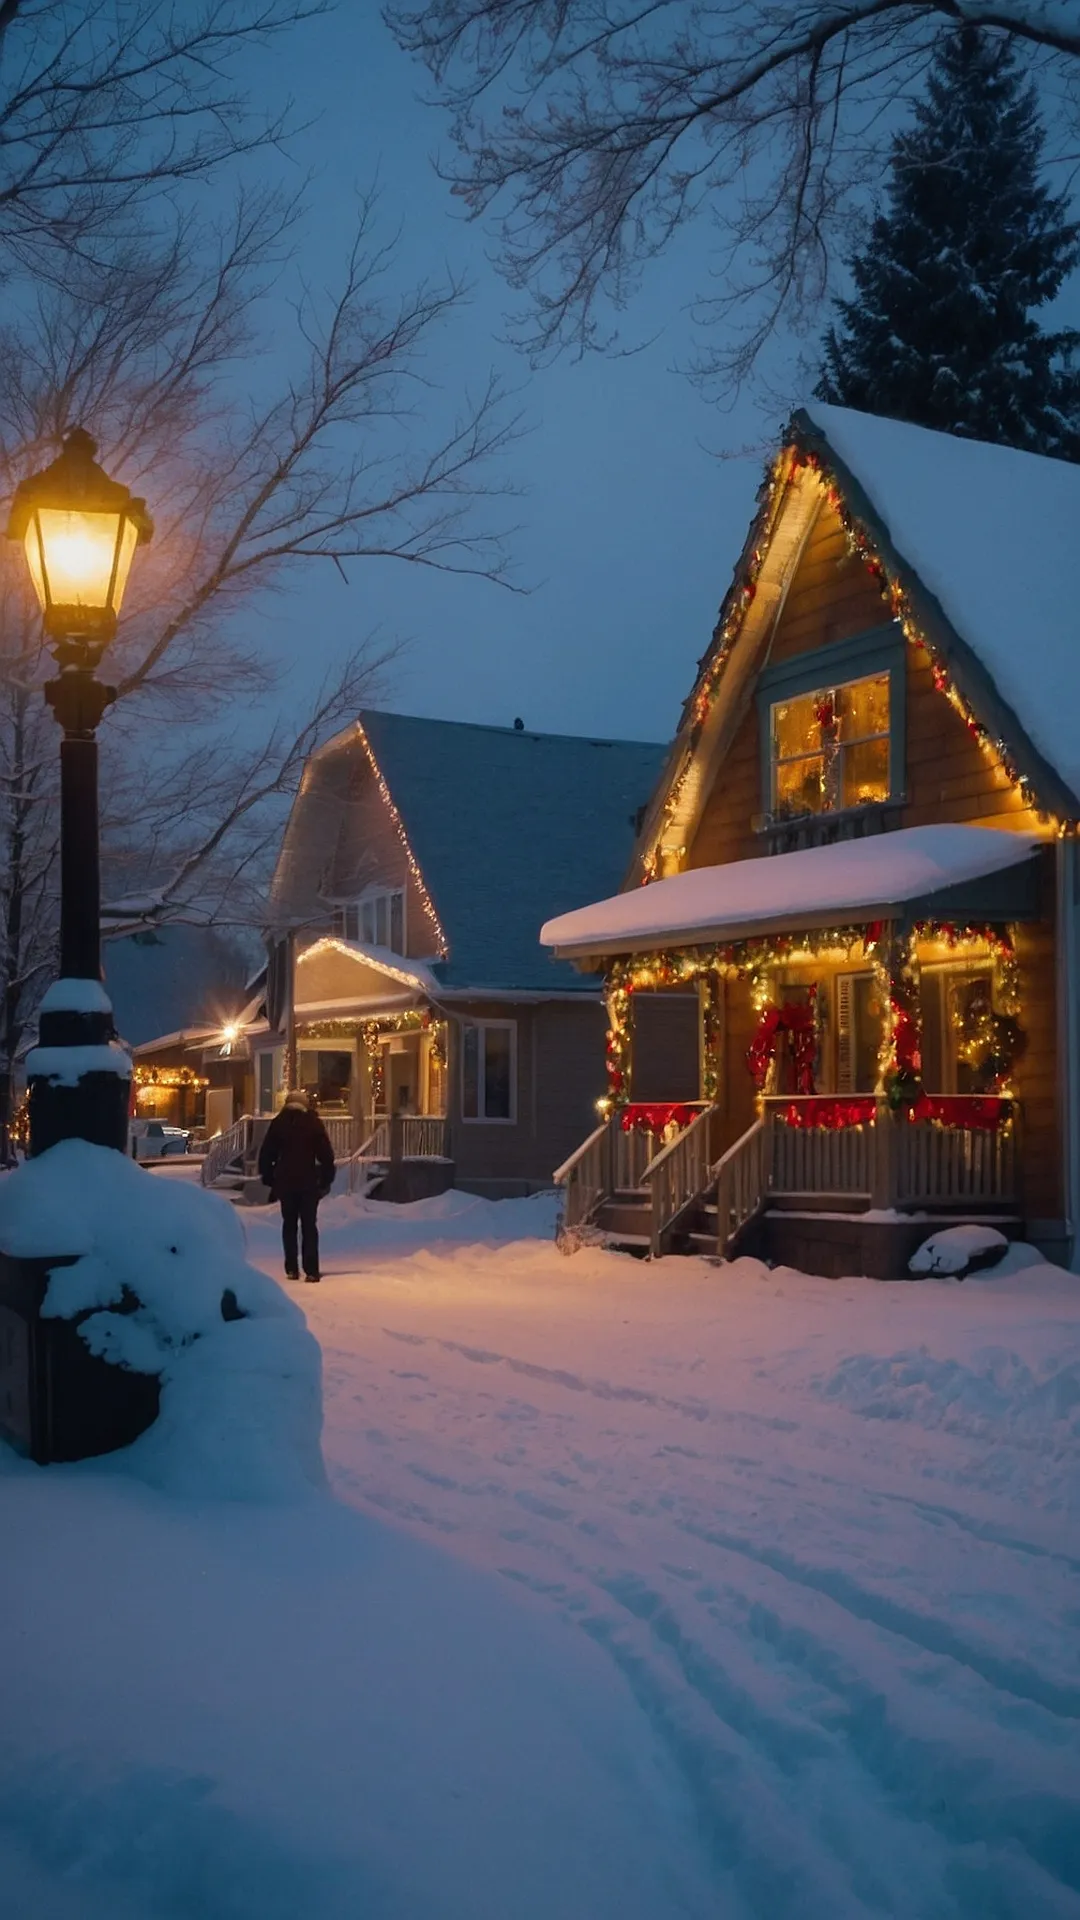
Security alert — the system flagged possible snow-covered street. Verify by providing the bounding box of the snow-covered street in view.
[247,1192,1080,1918]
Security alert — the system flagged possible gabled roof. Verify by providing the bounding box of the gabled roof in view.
[273,712,666,995]
[798,404,1080,810]
[360,712,665,992]
[631,405,1080,883]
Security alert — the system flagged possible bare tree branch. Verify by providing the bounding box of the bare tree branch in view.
[386,0,1080,384]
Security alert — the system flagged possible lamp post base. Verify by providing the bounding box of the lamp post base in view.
[26,996,132,1159]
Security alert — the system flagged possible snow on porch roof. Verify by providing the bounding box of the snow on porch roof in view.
[295,937,441,1000]
[541,825,1039,957]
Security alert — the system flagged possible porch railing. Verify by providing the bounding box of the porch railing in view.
[765,1098,874,1198]
[201,1114,253,1187]
[323,1115,363,1159]
[894,1113,1018,1205]
[398,1113,451,1159]
[554,1121,612,1234]
[763,1096,1019,1209]
[713,1117,769,1254]
[643,1108,714,1255]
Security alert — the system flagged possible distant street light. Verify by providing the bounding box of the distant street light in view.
[6,428,153,1154]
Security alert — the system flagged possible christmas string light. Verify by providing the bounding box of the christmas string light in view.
[355,725,449,954]
[795,448,1066,828]
[596,920,1025,1125]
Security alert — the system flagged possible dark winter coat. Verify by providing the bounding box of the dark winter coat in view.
[258,1105,335,1199]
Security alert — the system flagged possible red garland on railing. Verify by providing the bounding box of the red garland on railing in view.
[912,1094,1012,1131]
[619,1102,701,1136]
[747,995,817,1092]
[773,1097,876,1129]
[770,1095,1011,1132]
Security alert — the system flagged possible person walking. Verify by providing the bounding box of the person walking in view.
[258,1090,335,1283]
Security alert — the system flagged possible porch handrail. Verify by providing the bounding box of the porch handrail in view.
[554,1119,612,1236]
[712,1117,768,1256]
[201,1113,253,1187]
[642,1107,714,1256]
[347,1117,391,1194]
[553,1121,609,1189]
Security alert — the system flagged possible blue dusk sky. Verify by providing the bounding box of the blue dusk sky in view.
[231,9,1077,754]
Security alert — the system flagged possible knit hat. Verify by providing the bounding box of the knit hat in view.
[284,1090,309,1109]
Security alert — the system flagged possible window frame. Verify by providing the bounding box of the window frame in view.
[460,1018,518,1125]
[338,884,407,954]
[757,627,906,827]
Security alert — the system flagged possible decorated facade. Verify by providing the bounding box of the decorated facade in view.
[544,404,1080,1274]
[262,711,664,1199]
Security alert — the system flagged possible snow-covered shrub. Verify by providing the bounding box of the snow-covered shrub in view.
[0,1141,325,1499]
[908,1222,1009,1279]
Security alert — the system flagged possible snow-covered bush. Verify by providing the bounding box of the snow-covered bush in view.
[0,1141,325,1499]
[909,1222,1009,1279]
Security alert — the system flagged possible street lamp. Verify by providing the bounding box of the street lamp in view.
[6,428,153,1155]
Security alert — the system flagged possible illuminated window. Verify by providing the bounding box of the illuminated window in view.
[771,673,890,819]
[461,1021,516,1122]
[340,887,405,952]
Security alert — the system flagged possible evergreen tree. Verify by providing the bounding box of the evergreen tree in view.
[818,28,1080,460]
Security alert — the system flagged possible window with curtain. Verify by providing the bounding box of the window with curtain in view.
[771,672,890,819]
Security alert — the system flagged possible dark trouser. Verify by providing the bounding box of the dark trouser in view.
[280,1188,320,1277]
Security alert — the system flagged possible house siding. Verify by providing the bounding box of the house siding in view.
[447,997,606,1196]
[325,753,444,961]
[683,496,1061,1223]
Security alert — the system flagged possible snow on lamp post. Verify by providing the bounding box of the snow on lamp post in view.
[6,428,153,1155]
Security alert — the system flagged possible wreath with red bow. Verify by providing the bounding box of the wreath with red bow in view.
[747,995,818,1093]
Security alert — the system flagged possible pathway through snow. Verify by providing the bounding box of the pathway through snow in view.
[247,1197,1080,1919]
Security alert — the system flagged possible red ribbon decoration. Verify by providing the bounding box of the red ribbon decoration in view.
[747,996,818,1093]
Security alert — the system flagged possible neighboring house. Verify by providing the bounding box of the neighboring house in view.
[108,927,263,1132]
[259,712,665,1197]
[544,404,1080,1274]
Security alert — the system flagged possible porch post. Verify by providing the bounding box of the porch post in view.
[283,928,298,1093]
[870,918,921,1209]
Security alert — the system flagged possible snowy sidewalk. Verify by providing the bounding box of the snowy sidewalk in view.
[246,1192,1080,1919]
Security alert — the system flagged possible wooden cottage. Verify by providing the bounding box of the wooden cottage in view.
[256,711,664,1199]
[544,405,1080,1275]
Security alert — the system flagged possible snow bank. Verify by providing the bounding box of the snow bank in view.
[245,1184,560,1272]
[909,1222,1009,1277]
[0,1143,324,1500]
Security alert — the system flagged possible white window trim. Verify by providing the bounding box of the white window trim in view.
[460,1018,518,1125]
[336,884,407,954]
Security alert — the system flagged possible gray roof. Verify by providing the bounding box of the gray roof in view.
[360,712,665,993]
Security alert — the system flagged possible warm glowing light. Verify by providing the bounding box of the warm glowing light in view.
[6,427,152,643]
[25,509,139,615]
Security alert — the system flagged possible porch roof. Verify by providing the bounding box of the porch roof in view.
[541,824,1040,958]
[294,936,440,1013]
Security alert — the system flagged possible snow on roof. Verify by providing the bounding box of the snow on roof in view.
[360,713,666,992]
[801,404,1080,803]
[295,936,441,999]
[542,824,1038,955]
[273,714,666,994]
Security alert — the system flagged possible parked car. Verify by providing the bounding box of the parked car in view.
[129,1118,191,1160]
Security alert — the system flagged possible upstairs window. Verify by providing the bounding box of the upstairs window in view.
[771,672,890,820]
[339,887,405,953]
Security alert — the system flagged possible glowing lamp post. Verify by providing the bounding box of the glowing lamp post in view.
[6,429,153,1154]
